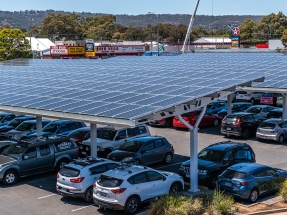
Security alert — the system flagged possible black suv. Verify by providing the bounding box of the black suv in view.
[179,141,256,188]
[221,112,264,138]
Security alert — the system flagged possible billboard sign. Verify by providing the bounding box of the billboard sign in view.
[231,26,240,48]
[50,46,68,55]
[95,46,145,54]
[68,46,85,55]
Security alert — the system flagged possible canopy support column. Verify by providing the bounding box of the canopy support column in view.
[283,94,287,120]
[227,94,232,115]
[90,123,97,158]
[36,116,42,139]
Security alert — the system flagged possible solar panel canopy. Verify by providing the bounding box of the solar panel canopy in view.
[0,53,271,126]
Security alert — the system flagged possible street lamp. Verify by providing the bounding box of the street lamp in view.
[148,12,159,56]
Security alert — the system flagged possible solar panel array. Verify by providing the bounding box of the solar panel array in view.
[0,53,273,120]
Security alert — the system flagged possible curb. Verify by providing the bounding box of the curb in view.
[245,207,287,215]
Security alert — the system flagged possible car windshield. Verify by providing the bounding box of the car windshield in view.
[262,93,272,97]
[206,103,213,109]
[68,130,88,139]
[246,107,261,114]
[222,170,248,179]
[2,144,27,159]
[16,122,34,131]
[8,119,23,127]
[260,122,276,129]
[0,115,6,122]
[119,141,144,152]
[43,123,60,133]
[97,129,117,140]
[268,111,282,118]
[223,116,238,123]
[198,149,225,163]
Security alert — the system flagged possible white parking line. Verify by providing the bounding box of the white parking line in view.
[28,176,55,184]
[37,194,57,199]
[273,144,287,149]
[155,162,182,169]
[71,204,95,212]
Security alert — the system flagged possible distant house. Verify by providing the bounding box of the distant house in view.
[192,37,231,49]
[26,37,56,56]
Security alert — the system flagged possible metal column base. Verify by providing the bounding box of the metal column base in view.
[186,189,200,196]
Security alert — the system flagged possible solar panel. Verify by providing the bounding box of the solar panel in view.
[0,53,273,122]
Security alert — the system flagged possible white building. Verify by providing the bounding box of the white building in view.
[193,37,231,49]
[26,37,56,56]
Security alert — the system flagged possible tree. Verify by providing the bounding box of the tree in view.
[281,29,287,48]
[0,28,32,60]
[240,19,256,41]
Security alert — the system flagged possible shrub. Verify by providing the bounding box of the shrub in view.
[279,179,287,202]
[212,186,234,215]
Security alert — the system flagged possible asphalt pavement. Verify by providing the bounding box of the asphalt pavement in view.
[1,124,287,215]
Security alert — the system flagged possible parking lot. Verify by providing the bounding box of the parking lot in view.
[1,124,287,215]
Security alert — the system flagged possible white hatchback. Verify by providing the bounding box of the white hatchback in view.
[56,157,118,202]
[93,165,184,214]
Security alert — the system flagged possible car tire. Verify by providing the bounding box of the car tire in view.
[278,135,284,144]
[207,174,217,189]
[164,153,173,164]
[165,118,173,128]
[213,119,219,126]
[250,98,255,105]
[248,189,259,203]
[242,130,250,139]
[56,158,69,172]
[169,182,182,195]
[3,170,18,185]
[124,196,140,214]
[84,187,93,202]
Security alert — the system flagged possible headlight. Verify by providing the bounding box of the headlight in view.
[198,169,208,174]
[122,157,133,162]
[80,145,83,150]
[86,146,89,151]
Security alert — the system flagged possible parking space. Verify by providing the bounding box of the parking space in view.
[1,125,287,215]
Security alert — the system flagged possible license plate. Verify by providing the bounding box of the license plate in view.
[186,174,190,178]
[225,182,232,187]
[227,127,231,131]
[82,151,86,155]
[240,95,243,97]
[265,100,268,102]
[261,136,267,139]
[98,191,106,197]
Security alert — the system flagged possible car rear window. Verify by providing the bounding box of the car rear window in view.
[262,93,272,97]
[268,111,282,118]
[259,122,276,129]
[59,167,80,177]
[224,116,238,123]
[237,91,247,95]
[222,170,248,179]
[98,174,123,187]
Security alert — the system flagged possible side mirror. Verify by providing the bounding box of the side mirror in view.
[23,155,29,160]
[273,172,279,177]
[162,175,166,181]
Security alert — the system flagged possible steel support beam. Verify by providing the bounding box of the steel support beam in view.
[227,95,232,115]
[90,123,97,158]
[283,95,287,120]
[36,116,42,138]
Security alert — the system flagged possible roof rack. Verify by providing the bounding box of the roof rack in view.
[72,157,106,165]
[115,161,147,174]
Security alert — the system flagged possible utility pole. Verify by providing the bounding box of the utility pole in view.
[148,12,159,56]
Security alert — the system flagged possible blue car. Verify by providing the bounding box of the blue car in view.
[205,100,227,114]
[0,113,18,127]
[27,120,87,138]
[217,102,252,119]
[218,163,287,203]
[0,116,36,134]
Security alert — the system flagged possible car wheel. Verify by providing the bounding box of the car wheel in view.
[250,98,255,105]
[165,118,173,128]
[213,119,219,126]
[248,189,259,203]
[164,153,173,164]
[242,130,250,139]
[169,183,182,195]
[207,174,217,189]
[3,170,18,185]
[124,196,140,214]
[56,159,69,172]
[84,187,93,202]
[278,135,284,144]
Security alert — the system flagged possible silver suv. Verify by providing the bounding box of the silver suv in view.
[236,91,263,105]
[256,119,287,143]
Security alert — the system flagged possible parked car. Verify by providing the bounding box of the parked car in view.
[173,110,220,129]
[205,100,227,114]
[27,120,87,138]
[179,141,256,188]
[235,91,263,105]
[266,108,282,119]
[80,124,151,158]
[217,163,287,202]
[0,136,78,185]
[0,116,36,135]
[0,135,17,154]
[260,93,282,106]
[93,164,184,214]
[221,112,264,138]
[56,157,118,202]
[256,118,287,143]
[217,102,252,119]
[5,119,51,140]
[0,113,18,127]
[67,127,102,145]
[149,117,174,128]
[276,96,283,107]
[245,105,275,118]
[107,136,174,165]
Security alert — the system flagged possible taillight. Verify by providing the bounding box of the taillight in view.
[70,177,85,183]
[236,181,249,186]
[77,148,80,155]
[93,182,97,187]
[253,153,256,161]
[57,173,59,178]
[170,144,174,149]
[233,118,242,126]
[111,188,127,194]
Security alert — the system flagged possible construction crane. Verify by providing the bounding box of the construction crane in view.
[182,0,201,54]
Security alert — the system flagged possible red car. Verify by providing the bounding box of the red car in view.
[149,117,174,127]
[67,127,102,145]
[260,93,281,105]
[173,110,219,129]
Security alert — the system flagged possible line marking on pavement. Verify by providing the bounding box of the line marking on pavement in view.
[155,162,182,169]
[71,204,95,212]
[37,194,57,199]
[28,176,55,184]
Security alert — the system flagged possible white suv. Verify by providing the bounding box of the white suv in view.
[236,91,263,105]
[80,124,151,158]
[56,157,118,202]
[93,164,184,214]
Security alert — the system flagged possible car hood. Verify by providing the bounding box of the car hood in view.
[0,155,17,166]
[182,159,218,170]
[108,150,136,161]
[0,125,15,132]
[6,130,26,136]
[82,138,110,146]
[28,131,54,137]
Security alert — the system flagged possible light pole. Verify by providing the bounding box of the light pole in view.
[98,29,104,45]
[148,12,159,56]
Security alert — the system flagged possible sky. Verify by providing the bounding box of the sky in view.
[0,0,286,16]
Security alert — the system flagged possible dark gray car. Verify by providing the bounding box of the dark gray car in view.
[0,136,18,154]
[107,136,174,166]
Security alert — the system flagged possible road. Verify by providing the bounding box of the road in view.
[1,125,287,215]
